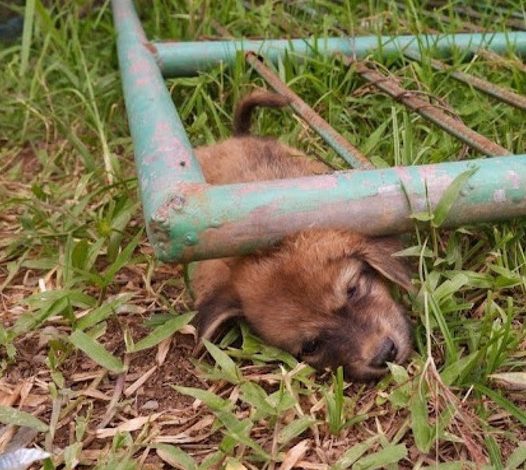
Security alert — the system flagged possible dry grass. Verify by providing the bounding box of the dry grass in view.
[1,0,526,469]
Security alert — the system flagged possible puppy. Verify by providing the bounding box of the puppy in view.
[191,91,413,382]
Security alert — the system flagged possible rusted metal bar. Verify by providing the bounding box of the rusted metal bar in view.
[210,19,234,39]
[414,5,525,75]
[415,6,525,74]
[405,49,526,111]
[340,55,510,157]
[245,52,373,169]
[431,11,483,33]
[453,5,525,31]
[413,3,485,33]
[474,48,526,74]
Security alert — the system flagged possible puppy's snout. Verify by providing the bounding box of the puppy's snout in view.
[370,337,398,367]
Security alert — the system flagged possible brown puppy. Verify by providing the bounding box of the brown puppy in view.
[191,91,412,382]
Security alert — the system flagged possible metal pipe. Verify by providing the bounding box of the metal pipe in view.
[405,49,526,111]
[153,32,526,77]
[112,0,205,255]
[245,52,373,169]
[153,155,526,262]
[340,56,511,157]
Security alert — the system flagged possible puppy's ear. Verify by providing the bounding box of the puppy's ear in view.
[361,237,414,292]
[193,287,243,353]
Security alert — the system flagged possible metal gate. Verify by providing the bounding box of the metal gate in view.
[111,0,526,263]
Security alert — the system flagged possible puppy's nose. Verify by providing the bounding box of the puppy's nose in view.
[371,338,398,367]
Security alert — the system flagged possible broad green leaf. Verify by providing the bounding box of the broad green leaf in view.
[332,437,378,469]
[203,339,241,384]
[441,351,479,386]
[353,443,407,470]
[197,451,223,470]
[268,388,297,415]
[63,442,82,470]
[432,167,478,227]
[103,230,142,281]
[130,312,195,352]
[77,294,134,330]
[428,293,458,364]
[485,435,503,469]
[394,245,434,257]
[475,384,526,426]
[433,273,469,302]
[70,330,125,373]
[505,443,526,470]
[224,458,247,470]
[240,382,275,417]
[387,363,411,408]
[277,416,316,444]
[0,405,48,432]
[387,362,409,384]
[215,410,270,459]
[173,386,231,411]
[410,211,434,222]
[156,444,197,470]
[410,384,432,453]
[361,119,390,155]
[20,0,36,75]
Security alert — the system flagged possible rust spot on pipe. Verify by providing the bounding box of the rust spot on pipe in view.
[246,52,373,170]
[144,41,158,55]
[341,55,511,157]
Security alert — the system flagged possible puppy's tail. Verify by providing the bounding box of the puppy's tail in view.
[233,90,290,136]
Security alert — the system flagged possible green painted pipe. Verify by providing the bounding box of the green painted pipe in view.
[153,32,526,77]
[112,0,205,246]
[153,156,526,262]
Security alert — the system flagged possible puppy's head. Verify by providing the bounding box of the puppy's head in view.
[195,230,413,382]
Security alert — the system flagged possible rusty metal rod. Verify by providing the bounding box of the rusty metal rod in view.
[474,48,526,74]
[245,52,373,169]
[413,5,526,75]
[431,11,484,33]
[453,4,525,31]
[405,49,526,111]
[340,55,511,157]
[414,6,526,74]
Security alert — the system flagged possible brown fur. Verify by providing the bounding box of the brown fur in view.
[191,91,413,382]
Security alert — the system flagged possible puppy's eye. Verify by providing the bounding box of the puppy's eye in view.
[347,285,358,300]
[301,339,321,356]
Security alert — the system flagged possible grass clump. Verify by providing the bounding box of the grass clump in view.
[0,0,525,468]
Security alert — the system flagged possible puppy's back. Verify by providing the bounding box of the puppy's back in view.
[195,137,327,184]
[195,91,328,184]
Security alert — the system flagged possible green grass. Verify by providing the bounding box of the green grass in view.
[1,0,526,468]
